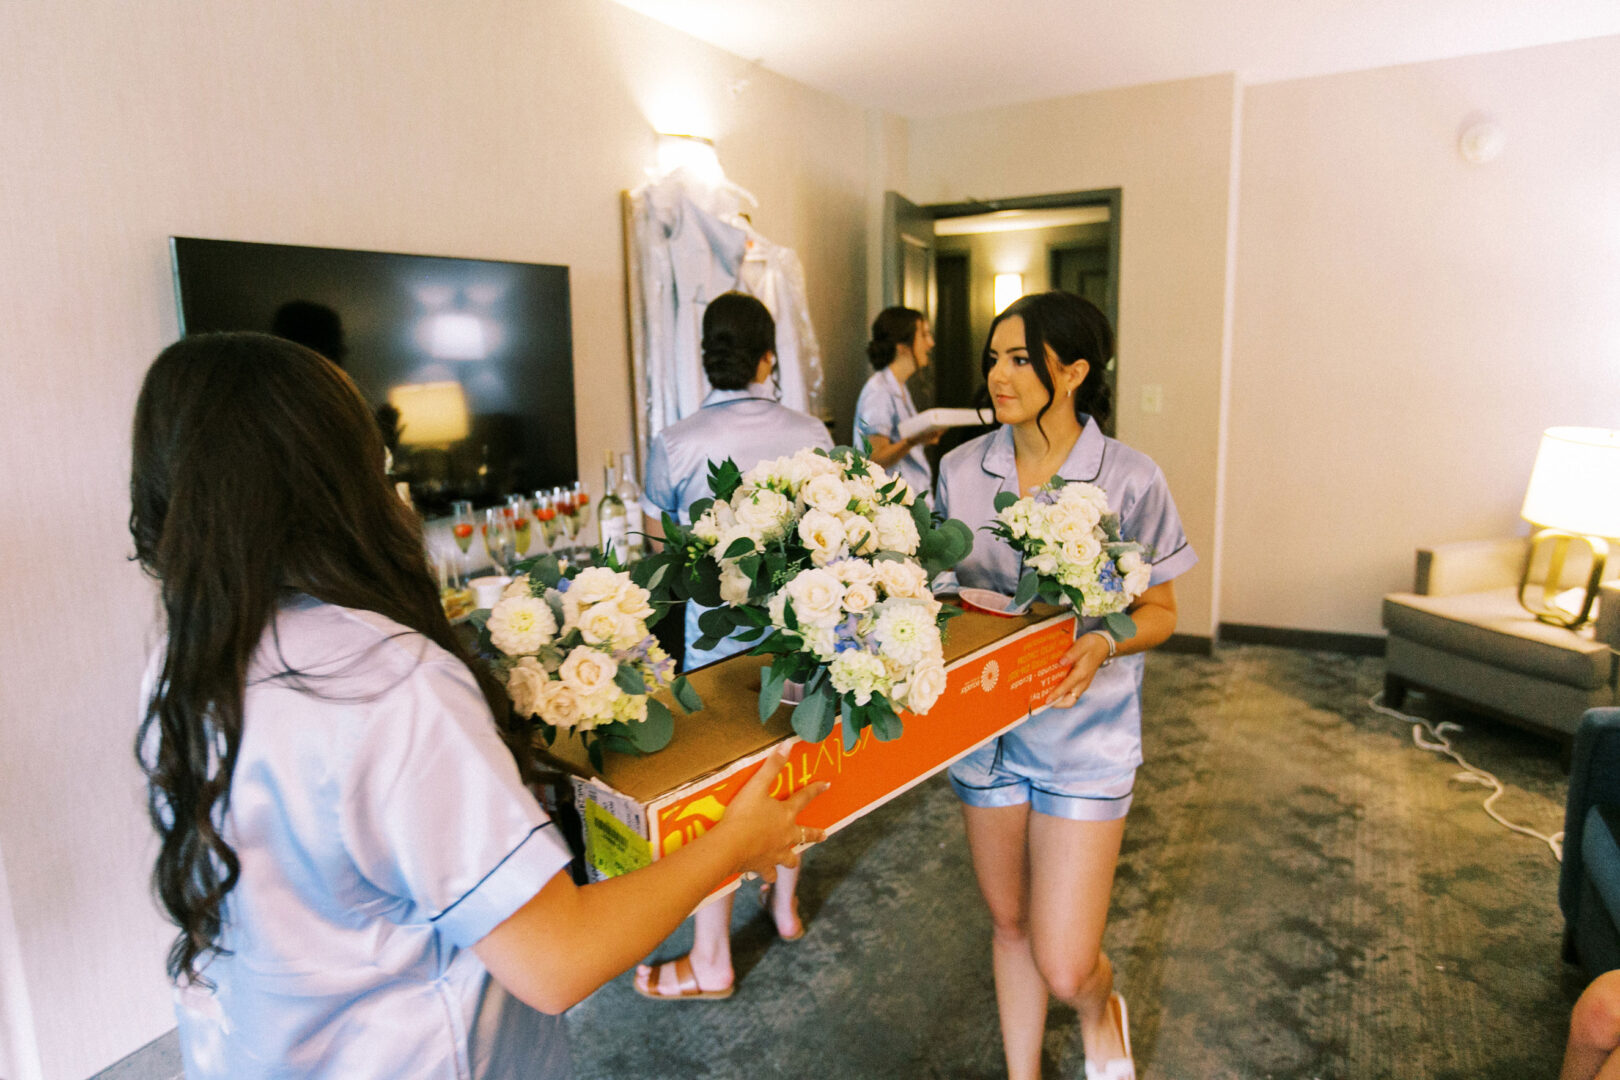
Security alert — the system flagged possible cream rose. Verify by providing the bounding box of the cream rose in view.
[720,562,752,605]
[901,659,948,714]
[801,473,851,515]
[873,505,920,555]
[613,579,654,622]
[784,567,846,629]
[559,646,617,698]
[874,558,929,600]
[841,581,878,615]
[735,488,792,538]
[798,509,847,567]
[505,656,551,718]
[842,514,878,556]
[488,595,558,655]
[577,601,635,648]
[535,679,583,730]
[831,557,877,586]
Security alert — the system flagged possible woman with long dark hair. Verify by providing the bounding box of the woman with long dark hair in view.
[132,332,823,1078]
[635,291,833,1000]
[854,305,941,499]
[934,292,1196,1080]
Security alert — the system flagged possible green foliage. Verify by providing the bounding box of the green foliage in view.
[613,663,647,696]
[1013,570,1041,609]
[723,536,756,560]
[708,459,744,501]
[791,683,838,742]
[869,697,904,742]
[840,695,860,752]
[1103,611,1138,641]
[759,660,789,723]
[993,490,1019,513]
[672,675,703,714]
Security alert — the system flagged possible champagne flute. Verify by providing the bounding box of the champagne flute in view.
[506,494,533,559]
[482,507,516,577]
[555,484,579,562]
[532,490,558,555]
[564,479,591,561]
[450,500,475,585]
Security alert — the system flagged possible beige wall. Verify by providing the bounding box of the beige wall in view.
[908,75,1243,640]
[1224,36,1620,635]
[0,3,871,1076]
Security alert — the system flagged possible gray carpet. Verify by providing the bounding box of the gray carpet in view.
[566,644,1575,1079]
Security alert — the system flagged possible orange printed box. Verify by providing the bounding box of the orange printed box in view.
[548,608,1077,890]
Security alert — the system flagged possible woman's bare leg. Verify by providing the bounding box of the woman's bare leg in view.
[1563,971,1620,1080]
[963,802,1047,1080]
[634,893,734,995]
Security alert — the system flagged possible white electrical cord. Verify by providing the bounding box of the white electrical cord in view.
[1368,693,1564,862]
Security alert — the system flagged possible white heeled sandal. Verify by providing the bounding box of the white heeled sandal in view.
[1083,991,1135,1080]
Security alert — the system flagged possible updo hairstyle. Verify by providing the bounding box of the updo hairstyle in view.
[866,306,925,370]
[701,292,776,391]
[980,290,1114,436]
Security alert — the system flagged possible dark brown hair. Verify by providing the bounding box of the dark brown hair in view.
[867,306,924,370]
[130,332,516,985]
[980,290,1114,440]
[701,292,775,391]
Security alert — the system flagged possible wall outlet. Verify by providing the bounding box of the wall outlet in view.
[1140,384,1164,414]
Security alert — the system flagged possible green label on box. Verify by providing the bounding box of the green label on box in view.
[584,796,652,878]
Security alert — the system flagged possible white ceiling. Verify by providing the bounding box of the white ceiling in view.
[611,0,1620,118]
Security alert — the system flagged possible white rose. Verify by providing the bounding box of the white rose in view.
[613,580,654,622]
[536,679,583,730]
[501,576,534,601]
[801,473,851,514]
[505,656,551,718]
[842,514,877,556]
[692,508,722,544]
[768,590,789,628]
[831,558,877,586]
[901,659,948,715]
[801,625,839,662]
[841,581,878,614]
[800,451,841,479]
[798,509,847,567]
[1118,551,1145,575]
[570,566,624,606]
[1124,566,1152,598]
[720,562,753,605]
[874,558,929,600]
[845,473,878,511]
[735,488,793,539]
[829,651,889,706]
[488,595,558,655]
[578,600,638,648]
[1061,534,1103,568]
[559,646,617,698]
[873,505,920,555]
[784,567,846,629]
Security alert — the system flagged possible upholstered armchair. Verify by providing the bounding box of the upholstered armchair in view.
[1562,707,1620,974]
[1381,538,1620,740]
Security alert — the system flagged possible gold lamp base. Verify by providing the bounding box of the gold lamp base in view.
[1519,529,1608,628]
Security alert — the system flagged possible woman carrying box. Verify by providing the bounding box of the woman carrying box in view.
[933,291,1196,1080]
[131,331,824,1079]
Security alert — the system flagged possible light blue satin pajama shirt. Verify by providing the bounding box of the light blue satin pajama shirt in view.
[641,384,835,670]
[935,419,1197,820]
[156,597,576,1080]
[853,367,933,504]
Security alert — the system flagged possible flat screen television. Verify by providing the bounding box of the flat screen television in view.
[170,237,575,517]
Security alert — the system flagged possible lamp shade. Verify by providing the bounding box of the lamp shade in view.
[1520,427,1620,538]
[389,381,470,446]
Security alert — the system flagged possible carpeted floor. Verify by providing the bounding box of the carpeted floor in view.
[566,644,1576,1079]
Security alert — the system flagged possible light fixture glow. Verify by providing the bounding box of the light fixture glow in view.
[1521,427,1620,538]
[427,313,487,361]
[388,381,470,446]
[994,273,1024,314]
[656,133,725,186]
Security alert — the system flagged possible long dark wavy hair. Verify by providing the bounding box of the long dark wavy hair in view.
[980,290,1114,442]
[130,332,518,986]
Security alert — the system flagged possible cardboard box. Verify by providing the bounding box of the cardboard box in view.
[543,606,1079,889]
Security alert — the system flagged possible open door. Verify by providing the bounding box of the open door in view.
[883,191,937,408]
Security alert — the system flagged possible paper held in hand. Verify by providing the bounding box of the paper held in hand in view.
[897,407,987,442]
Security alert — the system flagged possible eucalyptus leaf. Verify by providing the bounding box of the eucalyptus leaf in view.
[634,699,675,750]
[792,684,837,743]
[1013,570,1041,609]
[1103,611,1139,641]
[613,663,647,696]
[759,661,788,723]
[586,740,605,772]
[687,497,715,524]
[840,696,861,752]
[598,733,639,757]
[723,536,756,560]
[697,608,732,638]
[993,490,1019,513]
[672,675,703,714]
[870,698,904,742]
[909,495,932,536]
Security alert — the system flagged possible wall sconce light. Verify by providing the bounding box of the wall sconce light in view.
[993,273,1023,314]
[1518,426,1620,627]
[1458,117,1505,165]
[657,132,725,187]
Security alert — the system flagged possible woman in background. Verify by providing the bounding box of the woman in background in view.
[132,332,823,1078]
[934,292,1196,1080]
[854,306,942,501]
[636,291,834,1001]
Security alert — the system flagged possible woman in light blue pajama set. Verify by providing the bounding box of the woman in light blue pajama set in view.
[853,306,939,503]
[636,292,832,1003]
[935,291,1195,1080]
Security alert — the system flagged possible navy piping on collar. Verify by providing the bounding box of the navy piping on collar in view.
[976,420,1106,486]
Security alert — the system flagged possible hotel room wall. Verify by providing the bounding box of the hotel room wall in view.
[0,2,871,1076]
[907,74,1243,640]
[1224,35,1620,636]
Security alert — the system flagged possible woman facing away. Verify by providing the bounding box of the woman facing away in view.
[934,291,1197,1080]
[854,306,942,500]
[131,332,824,1079]
[634,290,835,1001]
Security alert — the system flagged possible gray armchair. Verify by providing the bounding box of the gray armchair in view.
[1381,538,1620,740]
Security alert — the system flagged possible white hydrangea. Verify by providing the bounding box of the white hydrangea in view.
[829,651,889,706]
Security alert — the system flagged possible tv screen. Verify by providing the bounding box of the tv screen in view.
[170,237,575,517]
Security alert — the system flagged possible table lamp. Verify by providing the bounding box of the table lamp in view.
[1518,426,1620,627]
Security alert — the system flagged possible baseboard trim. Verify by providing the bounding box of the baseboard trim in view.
[1161,633,1214,656]
[1218,623,1386,657]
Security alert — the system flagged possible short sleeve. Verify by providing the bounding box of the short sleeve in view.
[340,659,573,949]
[640,433,678,522]
[853,384,898,444]
[1124,467,1198,586]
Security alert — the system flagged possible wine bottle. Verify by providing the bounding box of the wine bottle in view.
[599,450,630,565]
[616,451,643,563]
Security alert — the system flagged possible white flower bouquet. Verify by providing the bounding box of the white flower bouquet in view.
[639,446,974,749]
[475,557,703,770]
[987,478,1152,640]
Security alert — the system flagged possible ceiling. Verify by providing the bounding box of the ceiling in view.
[610,0,1620,118]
